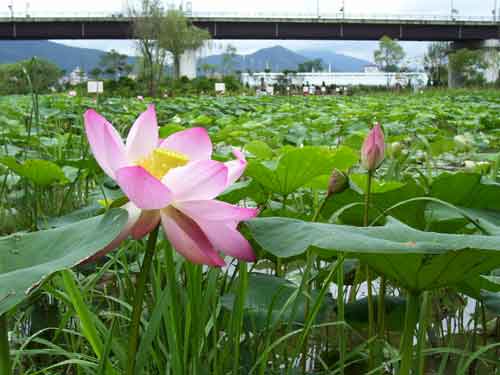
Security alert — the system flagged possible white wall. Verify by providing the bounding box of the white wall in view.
[241,72,429,88]
[179,49,198,79]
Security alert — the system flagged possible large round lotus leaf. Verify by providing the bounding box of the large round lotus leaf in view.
[431,173,500,211]
[247,217,500,293]
[0,209,128,315]
[245,146,358,196]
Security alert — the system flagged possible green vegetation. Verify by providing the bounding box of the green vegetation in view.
[131,0,211,94]
[221,44,238,76]
[374,36,406,72]
[449,48,488,87]
[0,58,62,95]
[298,58,324,73]
[93,49,133,80]
[424,42,449,86]
[0,90,500,374]
[68,75,247,97]
[156,9,211,79]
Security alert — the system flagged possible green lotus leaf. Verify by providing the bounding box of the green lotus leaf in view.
[0,157,68,186]
[247,217,500,293]
[246,146,357,195]
[0,209,128,315]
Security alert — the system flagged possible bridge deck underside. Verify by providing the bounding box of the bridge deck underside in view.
[0,20,498,41]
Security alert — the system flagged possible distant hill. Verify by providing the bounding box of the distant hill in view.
[297,49,372,72]
[199,46,307,73]
[0,41,371,75]
[0,40,135,73]
[200,45,371,74]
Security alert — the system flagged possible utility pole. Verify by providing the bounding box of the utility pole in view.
[121,0,129,15]
[494,0,498,22]
[316,0,320,18]
[450,0,458,21]
[8,0,14,18]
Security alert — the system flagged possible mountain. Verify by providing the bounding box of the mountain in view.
[0,41,371,75]
[297,49,372,72]
[199,46,307,73]
[199,45,372,74]
[0,40,135,73]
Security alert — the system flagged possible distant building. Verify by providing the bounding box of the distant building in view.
[66,66,88,86]
[363,64,380,73]
[241,71,428,88]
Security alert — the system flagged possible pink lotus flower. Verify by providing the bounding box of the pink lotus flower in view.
[137,95,144,101]
[68,90,77,97]
[361,123,385,172]
[84,105,258,266]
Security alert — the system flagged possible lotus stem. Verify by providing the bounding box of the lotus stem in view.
[480,302,487,346]
[399,292,421,375]
[363,171,373,227]
[126,225,160,375]
[416,292,429,375]
[337,255,346,375]
[301,249,314,374]
[0,314,11,375]
[375,278,387,375]
[364,171,376,369]
[163,242,184,374]
[232,261,248,374]
[378,275,387,350]
[366,265,375,368]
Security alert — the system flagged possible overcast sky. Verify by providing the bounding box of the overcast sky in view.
[7,0,497,16]
[3,0,499,61]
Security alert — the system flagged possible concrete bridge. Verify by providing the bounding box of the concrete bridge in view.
[0,11,498,86]
[0,12,498,41]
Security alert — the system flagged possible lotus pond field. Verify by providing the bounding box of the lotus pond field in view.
[0,90,500,374]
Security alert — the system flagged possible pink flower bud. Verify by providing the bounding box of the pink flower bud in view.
[361,123,385,171]
[327,169,348,197]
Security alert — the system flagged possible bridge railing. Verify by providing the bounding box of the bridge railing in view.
[0,10,497,23]
[189,11,498,22]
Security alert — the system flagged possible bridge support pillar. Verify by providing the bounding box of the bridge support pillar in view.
[448,59,462,88]
[483,47,500,83]
[179,49,198,79]
[448,39,500,88]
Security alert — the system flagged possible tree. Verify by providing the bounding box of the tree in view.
[99,49,132,80]
[200,63,216,77]
[24,58,62,93]
[0,58,62,95]
[132,0,169,96]
[221,44,237,76]
[424,42,449,86]
[297,59,324,73]
[158,9,211,80]
[89,67,103,79]
[374,36,405,72]
[448,49,486,87]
